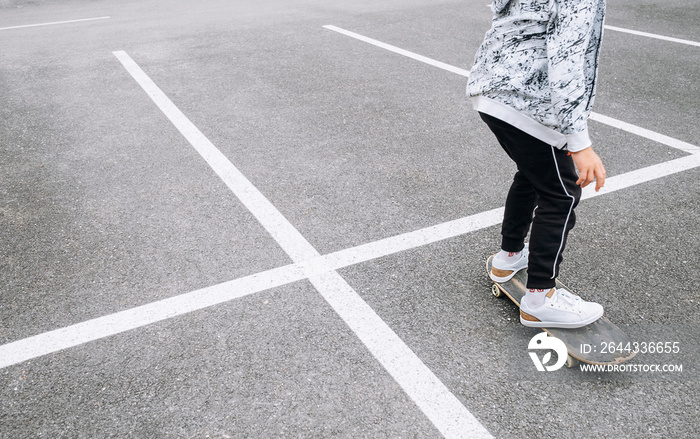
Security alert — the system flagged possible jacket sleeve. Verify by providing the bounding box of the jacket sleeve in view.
[547,0,605,152]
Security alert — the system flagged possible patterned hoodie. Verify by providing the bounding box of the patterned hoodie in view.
[467,0,606,152]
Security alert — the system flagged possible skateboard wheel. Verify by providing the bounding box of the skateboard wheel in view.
[491,284,503,298]
[565,355,579,368]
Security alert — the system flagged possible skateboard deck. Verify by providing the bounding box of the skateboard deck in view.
[487,255,635,367]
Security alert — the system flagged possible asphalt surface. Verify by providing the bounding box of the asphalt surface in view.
[1,0,699,438]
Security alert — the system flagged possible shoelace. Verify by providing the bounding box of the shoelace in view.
[551,289,582,311]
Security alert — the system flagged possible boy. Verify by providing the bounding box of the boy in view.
[467,0,608,328]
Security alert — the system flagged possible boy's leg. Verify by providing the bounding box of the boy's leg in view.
[525,148,581,289]
[478,114,537,253]
[501,170,537,253]
[479,113,580,288]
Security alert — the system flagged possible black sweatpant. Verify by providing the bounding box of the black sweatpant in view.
[480,113,582,289]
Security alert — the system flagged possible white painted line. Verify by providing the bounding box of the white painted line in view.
[113,50,493,439]
[0,16,110,31]
[582,153,700,199]
[0,208,500,371]
[323,25,471,77]
[113,50,319,263]
[605,25,700,48]
[0,264,307,369]
[322,154,700,270]
[324,25,699,155]
[320,208,504,270]
[589,113,700,154]
[308,271,492,439]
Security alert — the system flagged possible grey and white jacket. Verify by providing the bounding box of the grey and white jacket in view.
[467,0,606,151]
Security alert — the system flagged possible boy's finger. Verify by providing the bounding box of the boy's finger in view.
[595,169,606,191]
[577,170,591,188]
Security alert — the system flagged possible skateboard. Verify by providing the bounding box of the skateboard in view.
[487,255,636,368]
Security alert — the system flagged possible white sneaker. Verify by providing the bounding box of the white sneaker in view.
[520,288,604,329]
[490,244,529,283]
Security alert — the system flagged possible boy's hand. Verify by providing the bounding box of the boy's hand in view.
[570,147,606,192]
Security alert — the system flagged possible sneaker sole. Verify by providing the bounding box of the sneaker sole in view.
[489,266,522,283]
[519,311,604,329]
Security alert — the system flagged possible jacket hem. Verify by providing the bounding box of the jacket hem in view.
[471,96,568,149]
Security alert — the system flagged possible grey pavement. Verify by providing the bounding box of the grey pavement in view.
[1,0,699,438]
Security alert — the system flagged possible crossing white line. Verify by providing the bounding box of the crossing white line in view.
[0,16,110,31]
[0,206,501,370]
[323,25,698,154]
[604,25,700,48]
[112,50,493,439]
[4,152,699,370]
